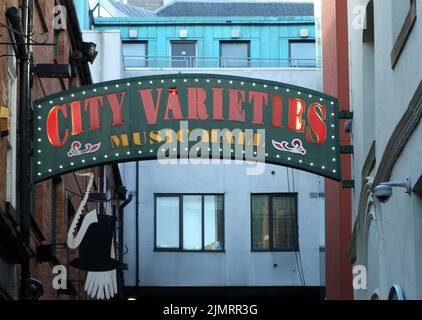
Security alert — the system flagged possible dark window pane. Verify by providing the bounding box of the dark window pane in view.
[251,195,269,250]
[272,195,297,250]
[204,195,224,251]
[171,41,196,68]
[220,42,250,67]
[289,41,316,67]
[156,197,179,248]
[183,195,202,250]
[123,43,147,68]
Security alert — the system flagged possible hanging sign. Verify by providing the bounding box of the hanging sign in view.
[33,74,341,182]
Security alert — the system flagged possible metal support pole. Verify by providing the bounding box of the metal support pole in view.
[135,162,139,288]
[19,0,32,300]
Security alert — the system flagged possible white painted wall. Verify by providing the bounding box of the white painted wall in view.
[120,69,325,288]
[82,30,124,83]
[348,0,422,300]
[124,68,322,91]
[85,29,325,288]
[121,161,324,287]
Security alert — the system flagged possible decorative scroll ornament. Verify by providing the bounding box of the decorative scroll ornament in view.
[67,141,101,158]
[272,139,307,156]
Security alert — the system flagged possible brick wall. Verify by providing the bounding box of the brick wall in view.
[0,0,122,300]
[29,1,122,300]
[0,0,21,300]
[0,0,19,214]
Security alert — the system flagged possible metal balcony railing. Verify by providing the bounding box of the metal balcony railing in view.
[123,56,318,70]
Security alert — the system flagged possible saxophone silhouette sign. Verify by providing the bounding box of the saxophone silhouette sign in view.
[66,172,119,300]
[33,74,341,181]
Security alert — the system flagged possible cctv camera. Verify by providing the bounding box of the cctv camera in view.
[71,42,98,65]
[373,177,412,204]
[345,120,353,133]
[373,184,393,203]
[24,278,44,300]
[81,42,98,64]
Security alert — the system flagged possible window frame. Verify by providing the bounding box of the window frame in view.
[391,0,417,68]
[6,44,18,217]
[122,41,148,68]
[250,193,299,253]
[154,193,225,252]
[219,40,251,68]
[170,40,197,68]
[288,40,317,68]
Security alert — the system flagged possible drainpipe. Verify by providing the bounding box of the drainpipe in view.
[135,162,140,288]
[118,193,132,298]
[6,1,32,300]
[374,200,388,299]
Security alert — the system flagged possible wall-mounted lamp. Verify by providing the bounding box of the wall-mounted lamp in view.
[345,119,353,133]
[231,30,240,38]
[300,29,309,38]
[34,64,72,78]
[24,278,44,300]
[71,41,98,64]
[88,192,110,202]
[373,177,411,203]
[129,29,138,39]
[36,243,66,262]
[179,29,188,38]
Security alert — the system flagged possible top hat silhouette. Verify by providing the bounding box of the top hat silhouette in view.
[70,214,120,272]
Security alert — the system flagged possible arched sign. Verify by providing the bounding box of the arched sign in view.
[33,74,341,182]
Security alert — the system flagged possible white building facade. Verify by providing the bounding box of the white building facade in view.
[348,0,422,300]
[82,0,325,298]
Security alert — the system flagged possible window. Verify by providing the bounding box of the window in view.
[251,194,298,251]
[6,44,17,215]
[155,194,224,251]
[122,42,147,68]
[289,40,316,68]
[391,0,416,68]
[220,41,250,67]
[388,285,405,300]
[171,41,196,68]
[363,0,374,43]
[392,0,414,40]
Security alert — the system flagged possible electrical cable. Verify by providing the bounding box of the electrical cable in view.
[290,168,306,287]
[285,167,305,286]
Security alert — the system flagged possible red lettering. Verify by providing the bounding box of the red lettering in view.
[139,88,163,125]
[249,91,268,125]
[106,92,126,126]
[307,103,327,144]
[70,101,83,135]
[288,98,305,133]
[84,96,104,131]
[187,87,209,120]
[164,91,184,120]
[46,104,69,147]
[228,89,245,122]
[212,88,224,121]
[272,95,283,128]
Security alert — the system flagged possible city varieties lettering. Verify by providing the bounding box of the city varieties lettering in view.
[33,74,341,182]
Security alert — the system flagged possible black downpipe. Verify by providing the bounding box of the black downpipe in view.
[118,193,132,298]
[135,162,140,287]
[5,7,27,58]
[6,2,32,300]
[99,166,104,214]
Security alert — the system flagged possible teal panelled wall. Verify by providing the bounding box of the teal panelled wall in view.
[74,0,91,31]
[94,16,315,62]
